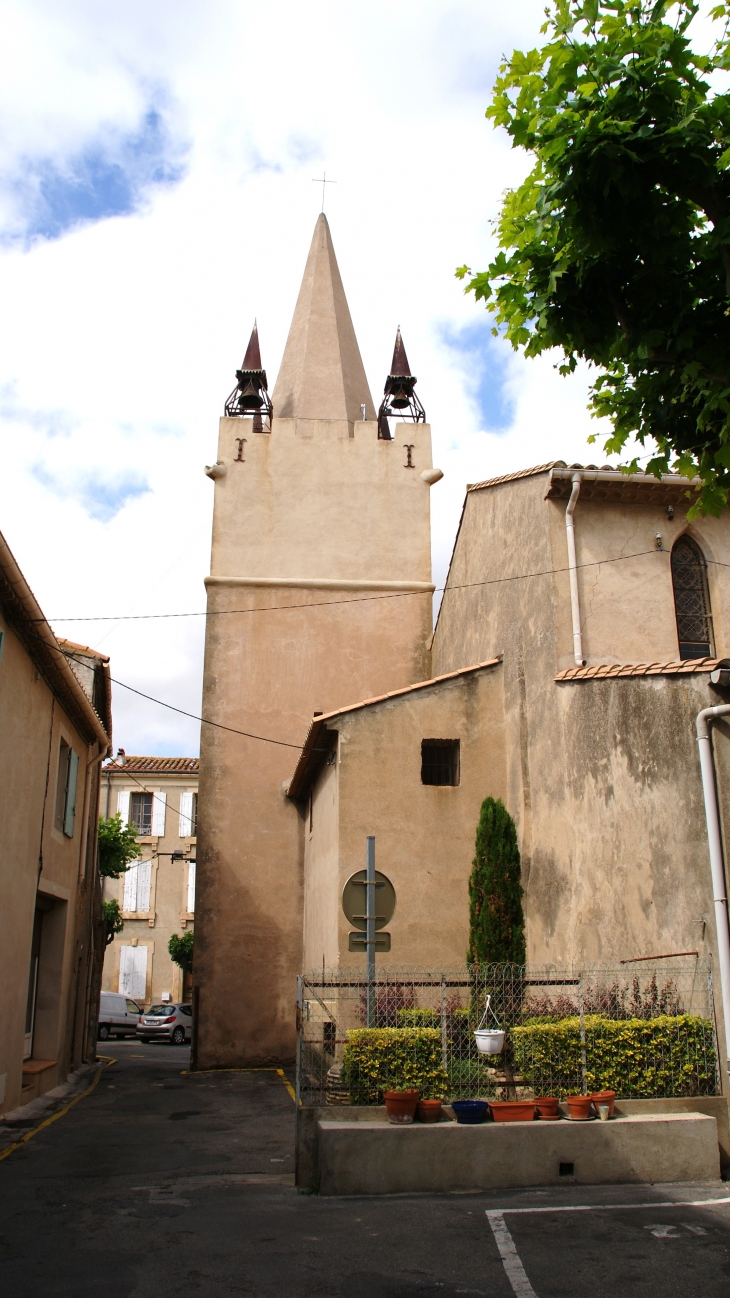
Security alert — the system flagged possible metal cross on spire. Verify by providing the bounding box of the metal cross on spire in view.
[312,171,336,212]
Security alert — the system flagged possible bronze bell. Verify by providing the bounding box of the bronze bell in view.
[237,376,264,410]
[389,383,410,409]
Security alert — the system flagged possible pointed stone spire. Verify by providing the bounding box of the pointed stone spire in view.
[272,214,376,422]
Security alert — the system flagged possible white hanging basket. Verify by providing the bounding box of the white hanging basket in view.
[473,995,505,1054]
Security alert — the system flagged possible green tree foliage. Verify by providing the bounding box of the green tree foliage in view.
[98,813,142,879]
[168,930,194,974]
[102,898,124,946]
[467,797,525,966]
[458,1,730,515]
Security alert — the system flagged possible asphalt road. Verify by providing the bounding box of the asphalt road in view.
[0,1041,729,1297]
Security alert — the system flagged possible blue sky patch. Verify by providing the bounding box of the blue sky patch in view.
[8,107,187,245]
[439,318,516,432]
[33,463,151,522]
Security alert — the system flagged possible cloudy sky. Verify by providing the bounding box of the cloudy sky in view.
[0,0,615,756]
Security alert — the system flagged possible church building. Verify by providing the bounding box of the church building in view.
[195,215,730,1076]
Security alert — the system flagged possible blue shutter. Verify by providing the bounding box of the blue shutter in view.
[64,748,79,837]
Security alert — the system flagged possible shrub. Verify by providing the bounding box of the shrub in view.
[397,1009,440,1028]
[342,1028,448,1104]
[98,813,142,878]
[467,797,524,967]
[169,931,194,974]
[511,1014,716,1099]
[360,981,415,1027]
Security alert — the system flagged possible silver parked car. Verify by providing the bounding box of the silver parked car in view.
[98,991,143,1040]
[136,1003,193,1045]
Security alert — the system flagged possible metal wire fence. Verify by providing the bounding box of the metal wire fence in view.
[296,962,720,1106]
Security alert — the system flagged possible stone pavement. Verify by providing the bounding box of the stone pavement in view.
[0,1040,728,1297]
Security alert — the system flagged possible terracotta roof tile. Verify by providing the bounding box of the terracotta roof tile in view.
[468,462,563,492]
[556,658,721,682]
[56,637,110,661]
[103,756,199,773]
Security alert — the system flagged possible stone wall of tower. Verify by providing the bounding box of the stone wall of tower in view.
[193,217,436,1065]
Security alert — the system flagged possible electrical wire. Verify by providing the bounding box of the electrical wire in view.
[40,547,668,622]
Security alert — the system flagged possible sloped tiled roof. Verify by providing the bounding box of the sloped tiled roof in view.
[56,637,109,661]
[287,659,502,800]
[556,658,722,682]
[468,462,563,492]
[103,756,199,774]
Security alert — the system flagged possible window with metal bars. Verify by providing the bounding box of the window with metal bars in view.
[671,535,714,660]
[421,739,460,786]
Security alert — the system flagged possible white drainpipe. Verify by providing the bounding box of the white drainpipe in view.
[565,472,586,666]
[696,704,730,1080]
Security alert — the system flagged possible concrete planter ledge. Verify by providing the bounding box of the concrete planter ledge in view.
[316,1112,721,1196]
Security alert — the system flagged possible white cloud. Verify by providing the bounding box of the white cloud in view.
[0,0,610,756]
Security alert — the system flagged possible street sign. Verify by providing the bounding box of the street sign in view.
[342,870,396,931]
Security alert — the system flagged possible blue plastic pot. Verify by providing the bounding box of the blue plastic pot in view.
[451,1100,488,1125]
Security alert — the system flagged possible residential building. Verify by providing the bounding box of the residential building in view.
[0,531,111,1115]
[101,755,198,1007]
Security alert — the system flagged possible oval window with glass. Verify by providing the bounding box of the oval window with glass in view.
[671,535,714,659]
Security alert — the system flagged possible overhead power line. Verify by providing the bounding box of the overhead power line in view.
[42,548,669,622]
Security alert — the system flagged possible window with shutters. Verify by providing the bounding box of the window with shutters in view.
[671,536,714,660]
[187,861,196,914]
[421,739,460,786]
[119,945,148,1000]
[122,860,152,914]
[54,738,79,837]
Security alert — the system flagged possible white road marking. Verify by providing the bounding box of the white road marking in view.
[486,1211,539,1298]
[645,1224,681,1238]
[682,1223,708,1235]
[493,1197,730,1215]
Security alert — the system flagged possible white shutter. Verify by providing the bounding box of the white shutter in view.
[179,791,193,837]
[137,860,152,913]
[152,791,166,837]
[117,790,130,826]
[119,946,148,1000]
[187,861,196,914]
[123,864,138,913]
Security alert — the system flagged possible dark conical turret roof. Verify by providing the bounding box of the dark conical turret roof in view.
[389,326,412,378]
[241,321,263,371]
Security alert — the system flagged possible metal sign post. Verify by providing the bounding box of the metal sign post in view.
[366,835,376,1027]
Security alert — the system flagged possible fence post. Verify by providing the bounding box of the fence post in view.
[441,973,448,1073]
[578,973,588,1094]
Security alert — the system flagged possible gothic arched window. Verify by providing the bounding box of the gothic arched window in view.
[671,535,714,659]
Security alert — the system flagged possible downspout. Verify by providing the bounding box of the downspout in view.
[696,704,730,1082]
[565,472,586,666]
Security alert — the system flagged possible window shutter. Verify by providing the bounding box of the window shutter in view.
[63,748,79,837]
[187,861,196,914]
[119,945,133,994]
[179,791,193,837]
[138,860,152,913]
[123,864,138,913]
[152,791,166,837]
[131,946,148,1000]
[117,790,130,826]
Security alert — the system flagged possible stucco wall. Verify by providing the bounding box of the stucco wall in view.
[432,473,730,999]
[195,413,436,1066]
[302,757,340,971]
[302,665,506,972]
[0,615,96,1114]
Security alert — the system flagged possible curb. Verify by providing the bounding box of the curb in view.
[0,1058,112,1159]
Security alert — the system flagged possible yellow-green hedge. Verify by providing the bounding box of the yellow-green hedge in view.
[511,1014,716,1099]
[342,1028,449,1104]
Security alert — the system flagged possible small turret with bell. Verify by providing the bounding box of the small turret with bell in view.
[225,322,273,432]
[377,327,425,440]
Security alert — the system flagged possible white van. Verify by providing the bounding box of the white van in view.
[99,991,143,1040]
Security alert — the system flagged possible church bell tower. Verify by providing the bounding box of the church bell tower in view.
[194,215,437,1066]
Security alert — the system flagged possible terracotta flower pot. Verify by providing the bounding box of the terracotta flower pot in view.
[566,1094,593,1121]
[534,1096,561,1120]
[589,1090,616,1117]
[417,1099,442,1123]
[384,1089,420,1124]
[489,1101,536,1123]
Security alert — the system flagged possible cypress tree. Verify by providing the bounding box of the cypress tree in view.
[467,797,525,967]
